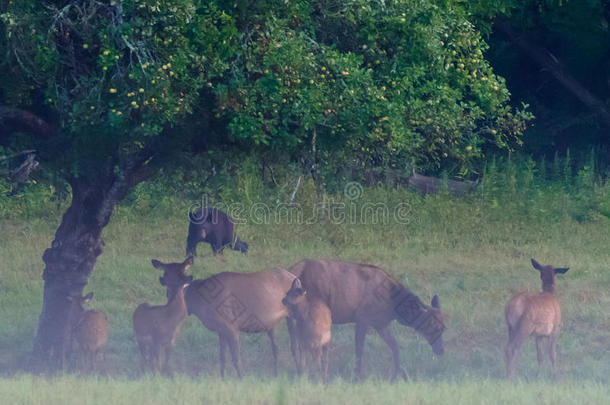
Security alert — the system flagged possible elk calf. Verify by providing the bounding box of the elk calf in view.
[505,258,569,379]
[68,292,109,373]
[133,258,193,375]
[282,278,332,383]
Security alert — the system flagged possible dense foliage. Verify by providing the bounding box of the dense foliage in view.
[1,0,534,180]
[1,0,236,176]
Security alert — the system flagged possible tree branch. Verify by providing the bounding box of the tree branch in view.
[0,105,55,138]
[495,19,610,128]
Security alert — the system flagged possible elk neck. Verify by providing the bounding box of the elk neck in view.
[542,281,556,294]
[166,286,188,318]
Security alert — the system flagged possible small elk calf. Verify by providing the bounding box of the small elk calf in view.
[505,258,569,379]
[282,278,332,383]
[68,292,109,373]
[133,258,193,376]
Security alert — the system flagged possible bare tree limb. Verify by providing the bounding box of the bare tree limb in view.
[0,105,55,138]
[495,19,610,128]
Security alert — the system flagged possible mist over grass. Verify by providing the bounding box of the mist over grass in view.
[0,155,609,402]
[1,375,610,405]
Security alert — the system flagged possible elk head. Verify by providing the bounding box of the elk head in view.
[531,258,569,293]
[153,256,194,299]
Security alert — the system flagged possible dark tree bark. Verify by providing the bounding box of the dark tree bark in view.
[1,105,160,371]
[33,175,114,370]
[32,157,153,371]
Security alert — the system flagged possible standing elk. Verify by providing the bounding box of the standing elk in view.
[505,258,569,379]
[289,259,446,381]
[156,261,297,378]
[133,257,194,375]
[186,207,248,256]
[282,278,332,383]
[68,292,109,373]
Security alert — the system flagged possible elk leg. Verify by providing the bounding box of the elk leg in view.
[137,341,149,374]
[219,334,227,379]
[224,330,243,379]
[549,334,558,380]
[322,344,329,384]
[376,325,407,381]
[535,336,545,373]
[267,329,279,377]
[286,317,301,375]
[161,344,174,377]
[505,324,529,380]
[315,347,323,382]
[354,323,368,380]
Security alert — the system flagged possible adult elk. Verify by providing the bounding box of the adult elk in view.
[282,278,332,383]
[407,172,479,196]
[156,261,297,378]
[68,292,109,373]
[186,207,248,256]
[133,257,194,375]
[289,259,446,381]
[505,258,569,379]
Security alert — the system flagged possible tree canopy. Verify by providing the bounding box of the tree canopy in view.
[1,0,533,180]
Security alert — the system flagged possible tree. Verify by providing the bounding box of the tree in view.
[0,0,237,369]
[214,0,532,177]
[1,0,532,371]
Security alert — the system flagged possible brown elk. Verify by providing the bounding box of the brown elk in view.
[505,258,569,379]
[156,262,297,378]
[289,259,446,381]
[133,257,194,375]
[407,172,479,196]
[282,278,332,383]
[67,292,109,372]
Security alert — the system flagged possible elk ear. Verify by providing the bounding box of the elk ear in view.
[184,255,194,267]
[83,292,94,303]
[554,267,569,274]
[531,258,543,271]
[151,259,163,269]
[291,278,302,290]
[431,294,441,309]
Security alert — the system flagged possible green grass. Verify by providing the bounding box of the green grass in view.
[1,166,609,402]
[1,375,609,405]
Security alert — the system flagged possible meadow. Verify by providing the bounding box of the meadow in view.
[1,157,609,403]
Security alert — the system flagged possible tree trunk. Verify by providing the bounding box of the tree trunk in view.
[32,175,118,371]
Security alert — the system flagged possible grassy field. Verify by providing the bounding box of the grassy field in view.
[1,375,610,405]
[1,169,609,403]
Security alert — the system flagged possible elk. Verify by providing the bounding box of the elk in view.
[407,171,479,196]
[186,207,248,256]
[67,292,109,373]
[289,259,446,381]
[156,261,297,378]
[132,257,193,375]
[505,258,569,379]
[282,278,332,383]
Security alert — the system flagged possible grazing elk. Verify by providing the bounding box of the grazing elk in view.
[156,262,297,378]
[289,259,446,381]
[133,257,194,375]
[186,207,248,256]
[67,292,109,373]
[282,278,332,383]
[505,258,569,379]
[407,172,479,196]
